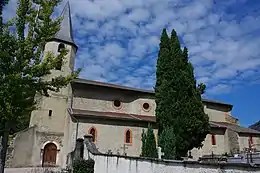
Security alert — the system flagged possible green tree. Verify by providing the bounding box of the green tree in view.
[140,129,147,157]
[155,28,171,136]
[0,0,80,172]
[140,125,158,158]
[158,127,176,159]
[155,29,209,159]
[0,0,9,32]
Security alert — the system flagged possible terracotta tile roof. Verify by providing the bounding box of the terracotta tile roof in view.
[71,109,260,135]
[72,78,233,108]
[72,109,156,123]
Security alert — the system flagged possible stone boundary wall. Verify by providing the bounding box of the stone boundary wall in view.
[82,135,260,173]
[5,167,60,173]
[92,154,260,173]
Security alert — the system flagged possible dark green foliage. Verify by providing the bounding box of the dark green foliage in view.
[0,0,9,32]
[155,29,171,136]
[140,129,147,157]
[155,28,210,159]
[140,125,158,158]
[73,159,95,173]
[158,127,176,159]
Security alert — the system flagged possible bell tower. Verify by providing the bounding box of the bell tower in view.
[29,2,77,134]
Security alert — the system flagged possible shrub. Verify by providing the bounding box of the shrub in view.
[72,159,94,173]
[140,125,158,158]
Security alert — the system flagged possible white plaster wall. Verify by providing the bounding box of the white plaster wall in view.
[73,95,231,122]
[239,135,260,151]
[73,86,233,122]
[73,121,158,156]
[191,129,227,160]
[73,96,156,116]
[92,154,260,173]
[254,136,260,150]
[204,106,226,122]
[239,135,250,151]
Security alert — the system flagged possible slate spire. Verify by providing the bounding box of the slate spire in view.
[53,1,77,49]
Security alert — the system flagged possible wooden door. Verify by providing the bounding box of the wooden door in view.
[42,143,57,167]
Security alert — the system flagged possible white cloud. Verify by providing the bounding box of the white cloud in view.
[3,0,260,95]
[207,84,232,94]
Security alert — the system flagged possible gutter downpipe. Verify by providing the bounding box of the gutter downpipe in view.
[68,89,79,140]
[71,114,79,140]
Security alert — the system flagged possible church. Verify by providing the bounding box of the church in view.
[6,2,260,169]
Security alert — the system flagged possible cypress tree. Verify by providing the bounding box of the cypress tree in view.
[140,125,158,158]
[155,29,210,159]
[155,29,171,135]
[140,129,147,157]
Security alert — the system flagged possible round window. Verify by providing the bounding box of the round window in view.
[113,100,121,108]
[143,103,150,110]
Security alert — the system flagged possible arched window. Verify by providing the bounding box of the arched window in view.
[55,43,65,70]
[88,127,97,143]
[42,143,57,167]
[125,129,132,144]
[211,134,216,145]
[58,43,65,52]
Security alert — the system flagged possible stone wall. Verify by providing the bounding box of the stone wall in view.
[6,126,36,168]
[93,154,260,173]
[226,129,240,153]
[225,113,239,125]
[5,167,61,173]
[82,136,260,173]
[5,135,15,167]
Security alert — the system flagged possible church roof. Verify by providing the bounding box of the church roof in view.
[53,2,77,49]
[71,109,260,135]
[72,78,233,109]
[211,121,260,135]
[72,109,156,123]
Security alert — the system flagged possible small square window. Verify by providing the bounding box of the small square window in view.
[48,110,52,117]
[211,134,216,145]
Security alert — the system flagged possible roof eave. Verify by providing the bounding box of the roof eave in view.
[237,131,260,135]
[72,113,156,123]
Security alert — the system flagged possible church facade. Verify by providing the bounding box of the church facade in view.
[6,2,260,169]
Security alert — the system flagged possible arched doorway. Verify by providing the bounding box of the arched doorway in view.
[42,143,57,167]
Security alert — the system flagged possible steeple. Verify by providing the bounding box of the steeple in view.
[53,1,77,50]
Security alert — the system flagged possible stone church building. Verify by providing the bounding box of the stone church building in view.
[6,2,260,169]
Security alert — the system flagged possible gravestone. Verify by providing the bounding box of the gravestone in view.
[157,147,164,159]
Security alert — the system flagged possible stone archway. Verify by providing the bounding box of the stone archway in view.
[42,143,58,167]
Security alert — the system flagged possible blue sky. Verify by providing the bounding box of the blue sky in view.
[3,0,260,127]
